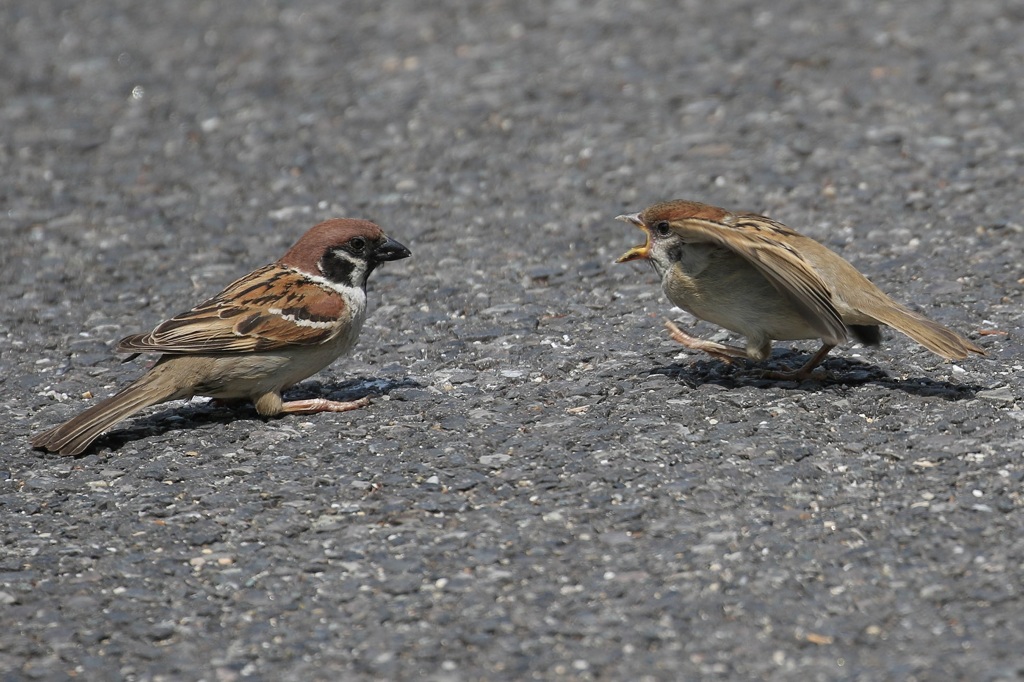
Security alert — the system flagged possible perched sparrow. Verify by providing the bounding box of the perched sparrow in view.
[616,200,985,378]
[32,218,410,456]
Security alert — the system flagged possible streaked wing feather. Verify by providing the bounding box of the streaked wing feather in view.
[675,216,848,345]
[116,265,346,354]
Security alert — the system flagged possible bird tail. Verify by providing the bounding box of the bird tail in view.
[863,298,986,360]
[31,374,180,456]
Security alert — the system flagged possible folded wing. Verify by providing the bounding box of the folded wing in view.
[674,214,849,346]
[117,265,347,354]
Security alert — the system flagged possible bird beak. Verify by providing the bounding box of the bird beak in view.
[615,213,643,227]
[374,236,412,262]
[614,213,651,263]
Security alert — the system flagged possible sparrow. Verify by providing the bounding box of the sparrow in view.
[615,200,985,379]
[32,218,411,456]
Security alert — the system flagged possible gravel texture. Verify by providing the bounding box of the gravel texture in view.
[2,1,1023,680]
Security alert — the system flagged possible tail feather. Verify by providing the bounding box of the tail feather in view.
[866,300,985,360]
[31,376,179,456]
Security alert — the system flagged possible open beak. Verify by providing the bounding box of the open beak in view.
[614,213,651,263]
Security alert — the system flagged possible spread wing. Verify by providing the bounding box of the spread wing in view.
[674,214,848,346]
[117,265,347,355]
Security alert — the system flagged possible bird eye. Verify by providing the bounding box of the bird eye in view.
[348,236,367,252]
[655,221,671,236]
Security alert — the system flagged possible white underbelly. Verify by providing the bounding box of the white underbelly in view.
[190,312,365,400]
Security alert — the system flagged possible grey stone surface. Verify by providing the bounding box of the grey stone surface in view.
[2,0,1022,680]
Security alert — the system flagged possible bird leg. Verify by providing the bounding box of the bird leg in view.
[664,320,750,365]
[665,319,836,381]
[279,396,371,415]
[759,344,835,381]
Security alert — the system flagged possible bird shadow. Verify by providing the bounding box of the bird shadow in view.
[64,375,423,456]
[649,349,984,400]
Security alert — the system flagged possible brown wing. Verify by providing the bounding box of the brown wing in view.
[674,214,849,346]
[116,265,347,354]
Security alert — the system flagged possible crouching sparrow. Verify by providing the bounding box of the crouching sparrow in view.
[616,200,985,379]
[32,218,410,456]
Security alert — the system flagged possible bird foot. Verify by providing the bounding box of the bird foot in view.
[279,396,371,415]
[664,319,749,365]
[757,368,831,382]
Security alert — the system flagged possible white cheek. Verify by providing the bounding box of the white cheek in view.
[648,245,672,278]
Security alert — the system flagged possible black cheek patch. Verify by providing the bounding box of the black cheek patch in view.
[665,243,684,264]
[319,250,356,285]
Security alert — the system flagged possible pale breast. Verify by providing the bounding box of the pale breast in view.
[662,250,822,342]
[192,287,368,400]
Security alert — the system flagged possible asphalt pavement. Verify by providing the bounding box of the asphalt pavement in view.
[2,0,1022,679]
